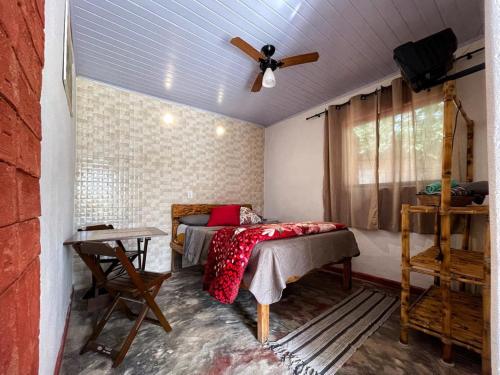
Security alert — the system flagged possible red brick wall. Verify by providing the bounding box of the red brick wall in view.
[0,0,44,374]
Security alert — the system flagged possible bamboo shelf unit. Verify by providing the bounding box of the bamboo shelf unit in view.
[400,80,491,374]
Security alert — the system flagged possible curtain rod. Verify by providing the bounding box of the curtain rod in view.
[305,87,382,121]
[306,47,485,121]
[306,110,327,120]
[454,47,485,62]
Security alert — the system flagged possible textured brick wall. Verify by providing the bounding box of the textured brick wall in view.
[74,78,264,285]
[0,0,44,374]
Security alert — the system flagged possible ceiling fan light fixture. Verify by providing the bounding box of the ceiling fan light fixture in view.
[262,67,276,88]
[230,37,318,92]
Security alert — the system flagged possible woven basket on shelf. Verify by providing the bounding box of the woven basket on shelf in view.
[416,193,474,207]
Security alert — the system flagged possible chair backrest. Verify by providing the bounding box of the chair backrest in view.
[78,224,114,232]
[78,223,128,251]
[78,241,137,284]
[79,241,118,257]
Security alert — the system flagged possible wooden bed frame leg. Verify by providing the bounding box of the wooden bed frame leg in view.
[257,303,269,344]
[441,342,453,365]
[170,249,183,272]
[342,258,352,290]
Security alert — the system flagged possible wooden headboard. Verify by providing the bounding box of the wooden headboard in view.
[170,203,252,245]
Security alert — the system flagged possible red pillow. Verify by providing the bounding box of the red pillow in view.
[207,205,241,227]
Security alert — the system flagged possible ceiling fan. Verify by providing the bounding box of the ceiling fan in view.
[230,37,319,92]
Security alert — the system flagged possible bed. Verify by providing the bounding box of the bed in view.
[170,204,360,343]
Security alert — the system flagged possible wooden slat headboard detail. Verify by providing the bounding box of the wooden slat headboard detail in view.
[170,203,252,245]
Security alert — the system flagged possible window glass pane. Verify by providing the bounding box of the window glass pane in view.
[414,102,444,181]
[352,101,443,185]
[352,120,377,184]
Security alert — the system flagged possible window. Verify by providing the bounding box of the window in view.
[352,101,444,185]
[324,79,445,231]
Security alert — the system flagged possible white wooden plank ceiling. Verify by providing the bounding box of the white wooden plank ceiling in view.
[70,0,484,126]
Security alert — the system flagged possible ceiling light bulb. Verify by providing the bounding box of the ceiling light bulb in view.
[262,67,276,88]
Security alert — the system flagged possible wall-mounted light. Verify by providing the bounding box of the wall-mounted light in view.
[216,125,225,136]
[163,113,174,124]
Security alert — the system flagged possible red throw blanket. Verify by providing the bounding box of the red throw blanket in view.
[203,222,347,304]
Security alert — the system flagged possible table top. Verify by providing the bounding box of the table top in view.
[64,227,167,245]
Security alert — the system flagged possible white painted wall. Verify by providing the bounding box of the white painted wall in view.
[265,40,487,288]
[485,1,500,372]
[39,0,76,373]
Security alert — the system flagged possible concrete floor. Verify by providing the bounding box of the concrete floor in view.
[61,267,481,374]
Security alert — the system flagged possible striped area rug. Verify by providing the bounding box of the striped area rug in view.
[267,289,399,375]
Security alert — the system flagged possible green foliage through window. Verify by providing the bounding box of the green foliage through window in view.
[352,102,444,184]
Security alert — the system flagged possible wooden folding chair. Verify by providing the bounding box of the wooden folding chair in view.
[78,224,152,306]
[75,241,172,367]
[78,224,149,274]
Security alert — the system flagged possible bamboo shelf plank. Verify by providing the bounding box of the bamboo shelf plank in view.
[410,246,484,285]
[408,286,483,353]
[407,205,489,215]
[448,205,489,215]
[408,205,438,214]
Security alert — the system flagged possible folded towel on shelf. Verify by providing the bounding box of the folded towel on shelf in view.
[424,180,459,194]
[420,180,489,204]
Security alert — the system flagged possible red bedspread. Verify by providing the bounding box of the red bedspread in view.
[203,222,347,304]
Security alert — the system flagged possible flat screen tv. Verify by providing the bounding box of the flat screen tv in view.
[393,28,457,92]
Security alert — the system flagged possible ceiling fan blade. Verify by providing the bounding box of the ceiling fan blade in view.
[230,37,263,62]
[251,72,263,92]
[279,52,319,68]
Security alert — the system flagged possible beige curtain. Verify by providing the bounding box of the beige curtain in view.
[323,93,379,229]
[324,78,461,232]
[378,78,444,232]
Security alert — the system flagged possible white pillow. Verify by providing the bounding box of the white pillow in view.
[240,207,262,225]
